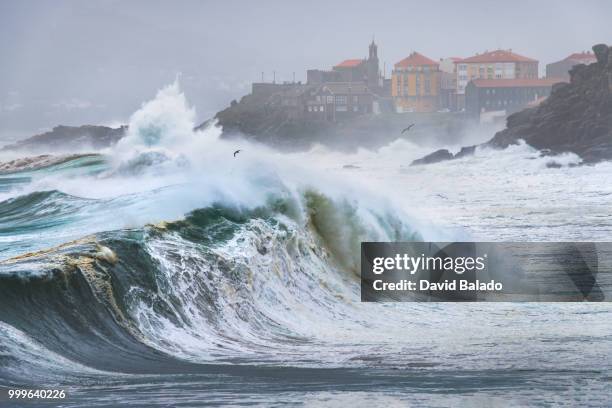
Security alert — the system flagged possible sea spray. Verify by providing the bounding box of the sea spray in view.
[1,82,612,406]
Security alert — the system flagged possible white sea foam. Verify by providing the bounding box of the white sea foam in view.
[1,81,612,377]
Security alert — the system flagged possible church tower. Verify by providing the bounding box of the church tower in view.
[367,39,380,91]
[369,39,378,61]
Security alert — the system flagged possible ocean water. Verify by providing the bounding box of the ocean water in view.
[0,83,610,407]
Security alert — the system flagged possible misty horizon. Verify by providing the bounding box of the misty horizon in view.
[1,0,611,143]
[2,3,612,406]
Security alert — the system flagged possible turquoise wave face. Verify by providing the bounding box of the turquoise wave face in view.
[3,82,612,407]
[0,147,423,385]
[0,187,189,260]
[0,155,103,191]
[0,155,166,259]
[0,156,98,256]
[0,175,31,192]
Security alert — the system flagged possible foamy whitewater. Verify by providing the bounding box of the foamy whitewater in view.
[0,83,610,407]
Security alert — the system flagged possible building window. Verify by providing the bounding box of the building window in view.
[353,95,359,103]
[326,95,333,103]
[335,95,347,104]
[353,106,359,112]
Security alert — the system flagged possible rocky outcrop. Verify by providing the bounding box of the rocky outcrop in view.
[454,145,477,159]
[412,43,612,166]
[411,149,453,166]
[204,87,478,152]
[209,92,333,150]
[1,125,126,154]
[487,43,612,163]
[410,145,477,166]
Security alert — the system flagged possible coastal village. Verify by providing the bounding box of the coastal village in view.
[250,40,597,123]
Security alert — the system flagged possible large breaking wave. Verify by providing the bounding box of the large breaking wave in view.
[0,82,436,386]
[2,83,612,407]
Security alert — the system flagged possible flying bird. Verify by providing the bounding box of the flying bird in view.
[401,124,415,134]
[233,149,241,157]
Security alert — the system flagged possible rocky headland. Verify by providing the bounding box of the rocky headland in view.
[6,43,611,161]
[1,125,126,154]
[208,94,476,152]
[412,43,612,166]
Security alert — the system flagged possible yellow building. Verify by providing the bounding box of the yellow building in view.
[392,52,441,113]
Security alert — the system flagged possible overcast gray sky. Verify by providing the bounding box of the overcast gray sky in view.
[1,0,611,142]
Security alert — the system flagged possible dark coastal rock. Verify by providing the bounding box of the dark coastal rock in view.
[551,82,570,93]
[545,161,563,169]
[593,44,609,64]
[411,149,453,166]
[1,125,127,154]
[487,43,612,164]
[410,144,477,166]
[454,145,477,159]
[202,84,477,152]
[414,43,612,166]
[206,90,335,150]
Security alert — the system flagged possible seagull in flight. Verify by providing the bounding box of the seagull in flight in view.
[401,124,415,134]
[233,149,241,157]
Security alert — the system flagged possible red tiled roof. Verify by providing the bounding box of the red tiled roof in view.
[394,52,439,68]
[461,49,537,63]
[564,52,596,62]
[334,59,365,68]
[471,78,559,88]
